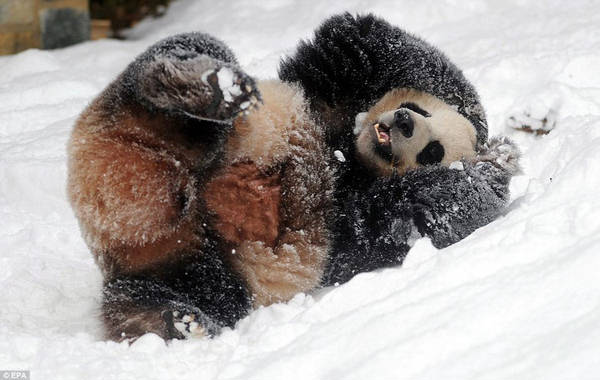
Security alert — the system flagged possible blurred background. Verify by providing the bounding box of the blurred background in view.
[0,0,172,55]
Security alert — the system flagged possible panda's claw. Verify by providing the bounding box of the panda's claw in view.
[197,64,261,122]
[474,136,522,175]
[172,313,207,339]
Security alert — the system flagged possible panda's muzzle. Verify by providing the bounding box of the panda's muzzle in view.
[373,109,415,146]
[393,109,414,138]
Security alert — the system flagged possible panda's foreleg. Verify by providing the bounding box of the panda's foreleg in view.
[278,12,372,113]
[367,136,520,251]
[101,249,252,342]
[409,136,521,248]
[324,168,498,287]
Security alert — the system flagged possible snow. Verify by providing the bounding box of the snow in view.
[215,67,236,102]
[334,150,346,162]
[449,161,464,171]
[1,0,600,379]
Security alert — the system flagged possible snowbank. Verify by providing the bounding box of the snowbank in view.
[1,0,599,379]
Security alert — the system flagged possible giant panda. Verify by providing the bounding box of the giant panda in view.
[68,16,519,342]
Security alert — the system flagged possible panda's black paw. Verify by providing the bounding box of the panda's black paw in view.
[140,56,261,122]
[475,136,522,175]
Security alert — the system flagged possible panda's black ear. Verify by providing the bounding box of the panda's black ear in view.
[417,141,445,165]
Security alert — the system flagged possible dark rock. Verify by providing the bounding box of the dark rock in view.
[41,7,90,50]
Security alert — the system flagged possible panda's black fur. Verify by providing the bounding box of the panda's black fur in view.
[416,141,445,166]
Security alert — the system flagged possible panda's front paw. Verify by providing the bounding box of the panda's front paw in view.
[474,136,522,175]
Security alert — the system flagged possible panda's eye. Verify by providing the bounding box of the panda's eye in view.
[399,102,431,118]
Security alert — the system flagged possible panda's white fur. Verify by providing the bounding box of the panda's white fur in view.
[355,88,477,176]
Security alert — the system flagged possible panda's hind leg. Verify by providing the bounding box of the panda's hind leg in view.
[101,251,252,342]
[102,276,217,341]
[135,51,261,122]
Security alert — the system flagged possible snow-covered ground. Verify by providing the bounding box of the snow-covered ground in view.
[1,0,600,378]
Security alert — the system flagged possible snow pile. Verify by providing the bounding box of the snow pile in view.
[1,0,600,379]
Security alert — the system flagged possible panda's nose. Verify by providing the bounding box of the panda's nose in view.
[393,110,414,138]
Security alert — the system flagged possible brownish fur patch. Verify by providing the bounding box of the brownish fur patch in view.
[204,162,282,247]
[68,100,205,276]
[105,227,200,273]
[102,304,171,342]
[230,233,327,306]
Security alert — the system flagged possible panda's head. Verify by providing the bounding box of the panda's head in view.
[355,88,478,176]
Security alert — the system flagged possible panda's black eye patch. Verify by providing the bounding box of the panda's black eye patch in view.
[399,102,431,118]
[417,140,445,165]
